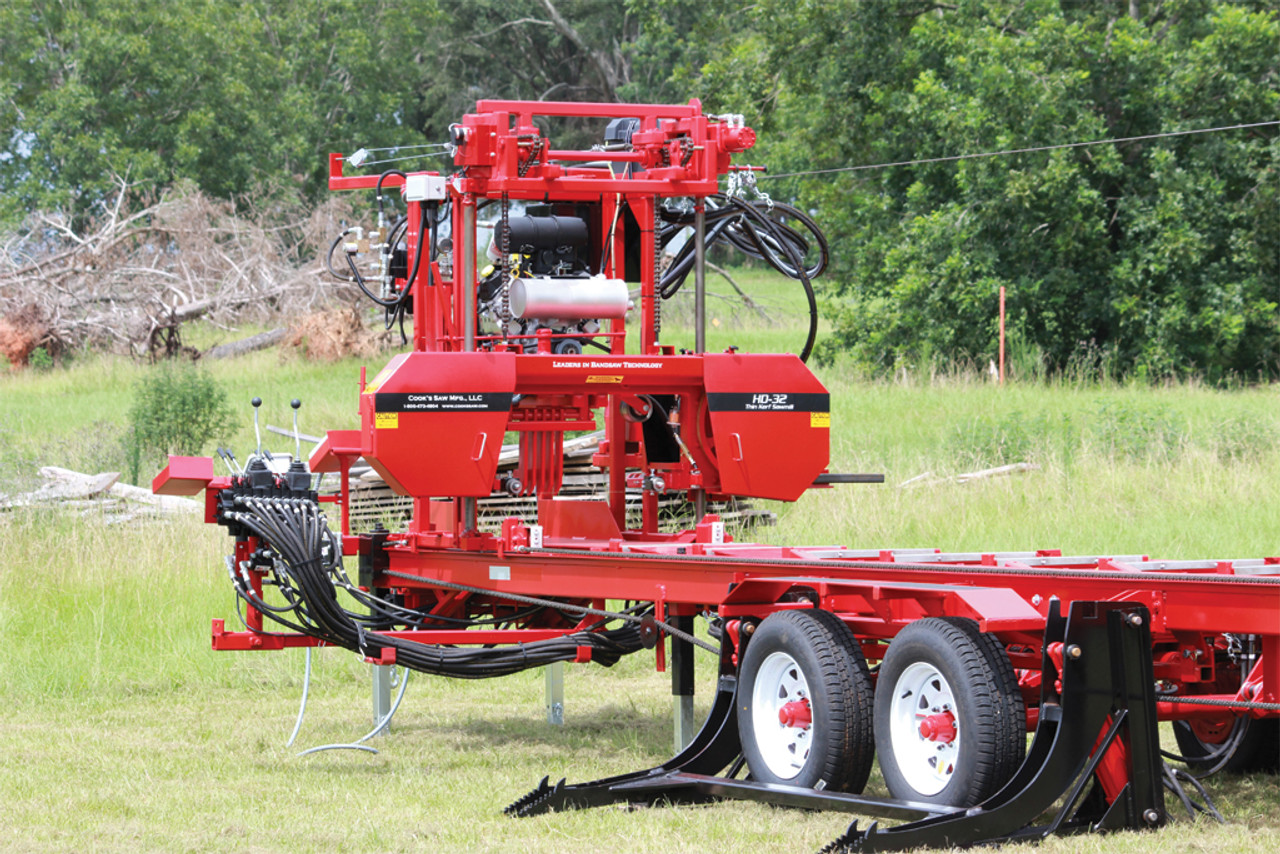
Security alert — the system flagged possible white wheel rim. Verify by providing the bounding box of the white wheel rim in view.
[888,661,960,796]
[750,651,813,779]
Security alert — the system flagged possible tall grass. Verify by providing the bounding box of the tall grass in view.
[1,274,1277,852]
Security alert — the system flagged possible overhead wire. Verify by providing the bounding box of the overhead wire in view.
[759,120,1280,181]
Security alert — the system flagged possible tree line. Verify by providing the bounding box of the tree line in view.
[1,0,1276,379]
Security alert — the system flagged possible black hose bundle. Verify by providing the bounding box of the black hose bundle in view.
[226,497,645,677]
[657,194,829,362]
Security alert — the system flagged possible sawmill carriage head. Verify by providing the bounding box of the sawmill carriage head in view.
[314,99,833,514]
[151,97,845,682]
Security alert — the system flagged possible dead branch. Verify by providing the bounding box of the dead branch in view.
[0,178,355,359]
[707,261,770,320]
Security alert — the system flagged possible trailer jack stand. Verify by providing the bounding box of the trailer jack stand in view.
[508,601,1167,852]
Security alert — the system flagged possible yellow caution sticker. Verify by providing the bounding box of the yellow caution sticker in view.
[810,411,831,428]
[586,375,624,384]
[375,412,399,429]
[364,366,393,395]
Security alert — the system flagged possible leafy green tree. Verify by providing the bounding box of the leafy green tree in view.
[716,0,1278,379]
[0,0,700,218]
[3,0,1275,380]
[0,0,438,220]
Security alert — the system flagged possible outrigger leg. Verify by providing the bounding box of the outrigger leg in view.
[508,601,1167,853]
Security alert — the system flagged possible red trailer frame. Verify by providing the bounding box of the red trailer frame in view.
[156,99,1280,852]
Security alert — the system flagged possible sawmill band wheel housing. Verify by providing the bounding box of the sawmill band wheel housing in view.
[153,99,1280,853]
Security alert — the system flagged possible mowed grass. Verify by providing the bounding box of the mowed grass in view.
[1,272,1278,852]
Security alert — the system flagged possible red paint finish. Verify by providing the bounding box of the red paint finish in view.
[184,100,1280,805]
[152,456,213,495]
[779,699,812,729]
[918,711,957,744]
[360,351,515,497]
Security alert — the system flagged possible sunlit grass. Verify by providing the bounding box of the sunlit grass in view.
[0,273,1276,852]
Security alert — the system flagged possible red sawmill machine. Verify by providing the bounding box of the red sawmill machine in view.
[155,99,1280,851]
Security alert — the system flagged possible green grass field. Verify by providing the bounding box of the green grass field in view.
[1,270,1277,852]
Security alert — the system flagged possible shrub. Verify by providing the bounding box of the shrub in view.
[28,347,54,370]
[125,365,233,485]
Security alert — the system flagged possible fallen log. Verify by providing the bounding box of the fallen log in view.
[204,328,286,360]
[0,466,202,514]
[900,462,1040,488]
[107,481,202,513]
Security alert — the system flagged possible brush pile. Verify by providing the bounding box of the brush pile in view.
[0,177,356,366]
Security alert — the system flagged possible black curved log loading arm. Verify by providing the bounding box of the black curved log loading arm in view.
[508,600,1166,853]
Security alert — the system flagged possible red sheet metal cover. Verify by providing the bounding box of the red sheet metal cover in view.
[152,455,214,496]
[702,353,829,501]
[360,351,516,497]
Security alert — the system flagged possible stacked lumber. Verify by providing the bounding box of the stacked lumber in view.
[332,431,775,533]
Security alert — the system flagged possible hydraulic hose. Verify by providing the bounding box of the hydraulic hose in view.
[226,497,646,679]
[657,194,827,362]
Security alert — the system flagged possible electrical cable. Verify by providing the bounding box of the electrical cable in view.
[1159,717,1249,777]
[334,205,433,310]
[286,646,312,748]
[354,668,410,744]
[383,569,719,654]
[375,170,407,223]
[657,194,827,362]
[293,667,411,758]
[726,196,819,362]
[1160,638,1272,777]
[1161,761,1225,822]
[297,743,379,757]
[760,120,1280,181]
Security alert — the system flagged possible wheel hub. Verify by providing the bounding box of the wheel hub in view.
[888,661,961,796]
[918,711,956,743]
[779,699,812,729]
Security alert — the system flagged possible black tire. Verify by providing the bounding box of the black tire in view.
[939,617,1028,787]
[737,609,875,792]
[874,617,1025,807]
[1171,641,1280,776]
[1174,715,1280,775]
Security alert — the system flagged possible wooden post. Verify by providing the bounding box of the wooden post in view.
[998,286,1006,385]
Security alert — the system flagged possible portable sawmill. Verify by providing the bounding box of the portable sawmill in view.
[154,99,1280,852]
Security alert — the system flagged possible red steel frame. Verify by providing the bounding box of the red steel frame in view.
[157,99,1280,736]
